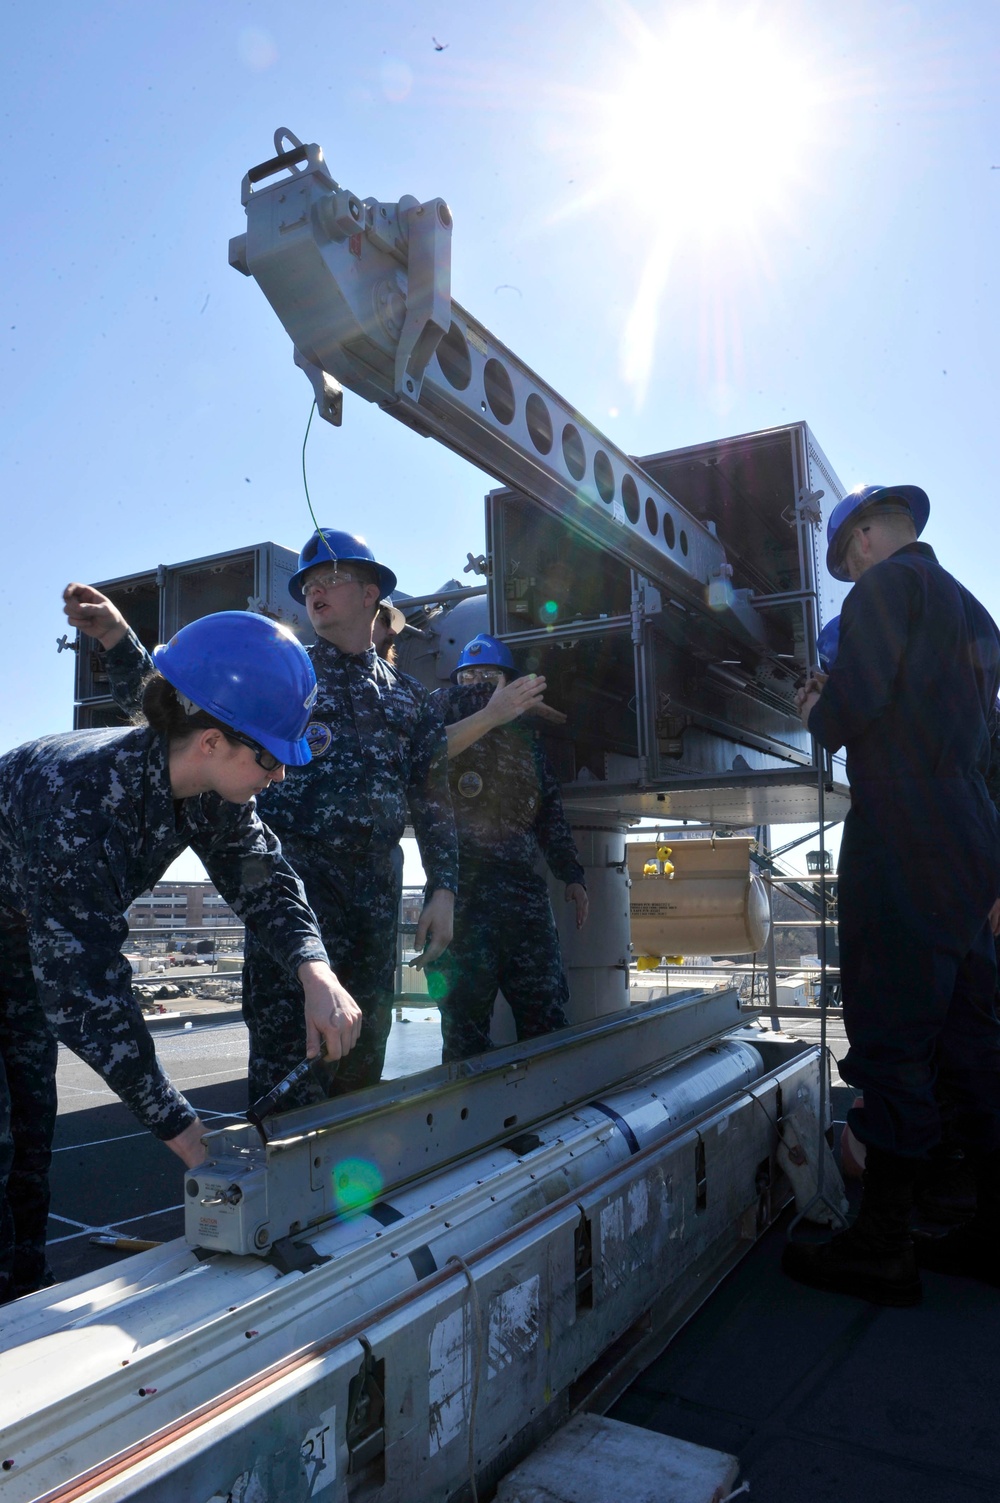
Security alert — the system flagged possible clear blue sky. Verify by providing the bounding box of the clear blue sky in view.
[3,0,998,872]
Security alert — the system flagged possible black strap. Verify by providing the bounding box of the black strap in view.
[589,1099,641,1155]
[368,1202,438,1280]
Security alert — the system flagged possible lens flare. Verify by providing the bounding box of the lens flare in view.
[425,969,449,1001]
[332,1157,384,1216]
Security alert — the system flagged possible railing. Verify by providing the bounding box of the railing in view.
[123,877,842,1017]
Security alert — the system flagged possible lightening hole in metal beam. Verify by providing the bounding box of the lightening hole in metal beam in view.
[525,392,553,454]
[663,512,676,548]
[562,424,586,481]
[645,497,659,535]
[435,321,472,391]
[680,529,689,556]
[594,450,615,504]
[484,358,516,425]
[622,473,640,523]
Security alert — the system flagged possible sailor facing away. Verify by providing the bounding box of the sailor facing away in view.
[0,608,360,1304]
[784,484,1000,1305]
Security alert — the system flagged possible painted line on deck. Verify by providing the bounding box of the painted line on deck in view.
[52,1110,246,1154]
[47,1203,186,1245]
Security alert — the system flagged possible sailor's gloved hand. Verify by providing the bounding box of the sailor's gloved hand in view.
[63,582,129,650]
[411,888,455,968]
[298,960,363,1060]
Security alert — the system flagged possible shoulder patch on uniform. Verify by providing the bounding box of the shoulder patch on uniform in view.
[305,722,333,758]
[457,770,483,799]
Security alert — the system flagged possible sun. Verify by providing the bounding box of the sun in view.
[562,2,825,400]
[600,3,817,233]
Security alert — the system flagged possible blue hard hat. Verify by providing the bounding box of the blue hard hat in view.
[288,528,397,603]
[153,612,318,767]
[816,615,840,673]
[826,484,929,581]
[451,633,518,682]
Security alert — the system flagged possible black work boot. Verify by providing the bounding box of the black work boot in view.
[913,1147,977,1226]
[782,1145,923,1306]
[915,1148,1000,1286]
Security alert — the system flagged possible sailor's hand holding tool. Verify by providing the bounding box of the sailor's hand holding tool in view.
[298,961,363,1060]
[63,582,129,650]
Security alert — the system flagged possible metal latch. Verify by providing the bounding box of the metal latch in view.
[200,1183,244,1207]
[347,1339,386,1475]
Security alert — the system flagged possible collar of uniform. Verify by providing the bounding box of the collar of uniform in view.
[892,540,937,564]
[312,637,377,669]
[145,729,183,824]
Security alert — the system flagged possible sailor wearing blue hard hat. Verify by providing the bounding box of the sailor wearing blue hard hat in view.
[242,526,457,1106]
[429,632,588,1063]
[825,483,930,582]
[451,632,519,683]
[3,597,364,1303]
[287,526,397,603]
[783,483,1000,1307]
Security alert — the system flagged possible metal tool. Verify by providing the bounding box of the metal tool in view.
[246,1054,322,1141]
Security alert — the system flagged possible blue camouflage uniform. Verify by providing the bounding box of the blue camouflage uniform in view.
[0,723,329,1302]
[427,683,585,1061]
[103,629,458,1107]
[808,541,1000,1159]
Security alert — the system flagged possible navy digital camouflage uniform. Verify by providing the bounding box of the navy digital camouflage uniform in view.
[427,683,585,1061]
[104,630,457,1109]
[0,724,329,1303]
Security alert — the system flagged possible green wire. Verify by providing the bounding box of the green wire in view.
[300,399,323,535]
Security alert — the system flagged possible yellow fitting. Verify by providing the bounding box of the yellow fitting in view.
[656,845,673,860]
[661,860,675,876]
[665,955,685,965]
[642,861,659,877]
[636,954,662,971]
